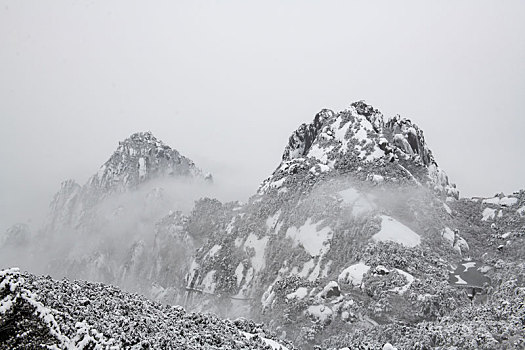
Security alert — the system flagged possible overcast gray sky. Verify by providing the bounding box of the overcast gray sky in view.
[1,1,524,231]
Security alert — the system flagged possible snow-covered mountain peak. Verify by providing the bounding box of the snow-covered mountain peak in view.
[260,101,458,199]
[44,131,212,234]
[89,131,209,194]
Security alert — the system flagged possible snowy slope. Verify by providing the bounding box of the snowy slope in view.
[0,268,294,350]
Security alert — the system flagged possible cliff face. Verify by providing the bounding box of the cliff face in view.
[264,101,458,199]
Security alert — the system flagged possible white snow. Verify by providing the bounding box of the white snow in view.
[389,269,414,295]
[244,233,269,272]
[207,244,221,258]
[484,197,501,204]
[0,268,116,348]
[443,203,452,215]
[462,262,476,272]
[483,196,518,206]
[318,164,331,172]
[306,304,333,323]
[307,144,333,163]
[333,118,351,152]
[454,236,469,255]
[354,126,368,141]
[317,281,340,299]
[308,260,322,282]
[338,188,375,216]
[261,337,289,350]
[200,270,216,293]
[453,274,468,285]
[372,215,421,247]
[339,187,360,203]
[481,208,496,221]
[371,174,384,183]
[383,343,398,350]
[365,147,385,162]
[261,284,276,309]
[428,163,459,199]
[237,267,254,294]
[479,265,491,273]
[442,227,455,245]
[286,287,309,300]
[0,294,14,314]
[297,259,315,278]
[394,134,413,154]
[266,210,281,232]
[285,219,332,256]
[138,157,146,178]
[338,262,370,287]
[321,260,332,278]
[235,263,244,287]
[269,177,286,189]
[241,332,289,350]
[500,197,518,206]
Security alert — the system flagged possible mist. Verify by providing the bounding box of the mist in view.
[0,175,241,284]
[1,1,525,237]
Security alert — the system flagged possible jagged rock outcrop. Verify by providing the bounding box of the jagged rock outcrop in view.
[261,101,458,200]
[89,131,209,195]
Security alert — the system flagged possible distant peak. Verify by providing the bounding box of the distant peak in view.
[127,131,157,141]
[119,131,166,149]
[87,131,207,193]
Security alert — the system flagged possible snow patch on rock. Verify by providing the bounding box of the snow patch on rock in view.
[244,233,269,272]
[306,304,333,323]
[372,215,421,247]
[338,262,370,287]
[481,208,496,221]
[483,196,518,206]
[338,188,375,216]
[286,287,309,300]
[285,219,332,256]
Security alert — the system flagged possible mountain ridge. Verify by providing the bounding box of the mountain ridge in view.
[1,101,524,349]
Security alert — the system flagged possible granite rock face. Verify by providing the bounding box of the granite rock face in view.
[262,101,458,200]
[89,131,208,195]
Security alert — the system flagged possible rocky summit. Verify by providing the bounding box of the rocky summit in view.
[90,131,211,194]
[1,102,524,349]
[260,101,458,200]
